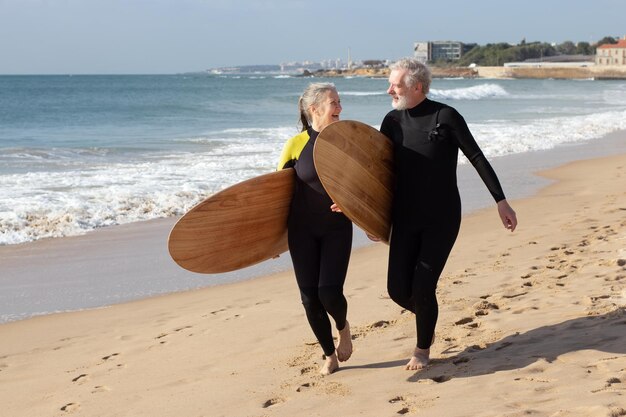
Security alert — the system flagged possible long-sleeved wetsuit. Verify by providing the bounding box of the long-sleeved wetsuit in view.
[380,98,506,349]
[277,128,352,357]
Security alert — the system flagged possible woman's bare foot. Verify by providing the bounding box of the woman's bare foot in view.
[320,353,339,375]
[405,347,430,371]
[336,321,353,362]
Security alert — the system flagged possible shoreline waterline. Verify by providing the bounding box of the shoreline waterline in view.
[1,130,625,324]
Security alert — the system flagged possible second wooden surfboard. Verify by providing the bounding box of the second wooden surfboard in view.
[314,120,394,243]
[168,168,295,274]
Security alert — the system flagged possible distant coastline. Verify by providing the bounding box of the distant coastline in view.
[305,65,626,80]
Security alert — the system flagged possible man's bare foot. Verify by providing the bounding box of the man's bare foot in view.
[320,353,339,375]
[405,347,430,371]
[336,321,353,362]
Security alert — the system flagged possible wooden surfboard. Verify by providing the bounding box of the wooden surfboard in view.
[314,120,394,243]
[168,168,295,273]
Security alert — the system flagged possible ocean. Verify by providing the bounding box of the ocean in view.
[2,73,626,248]
[3,73,626,324]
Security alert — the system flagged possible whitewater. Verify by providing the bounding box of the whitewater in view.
[1,74,626,245]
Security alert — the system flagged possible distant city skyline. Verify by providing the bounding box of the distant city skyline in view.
[1,0,625,74]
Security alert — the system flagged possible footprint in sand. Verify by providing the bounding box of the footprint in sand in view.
[296,382,316,392]
[91,385,111,394]
[299,365,316,375]
[452,356,470,365]
[368,320,391,329]
[495,341,514,351]
[389,396,405,404]
[454,317,474,326]
[606,377,622,385]
[468,344,487,352]
[473,300,499,316]
[175,325,193,332]
[209,308,227,315]
[261,397,285,408]
[591,377,624,394]
[60,402,80,412]
[430,375,452,383]
[501,291,528,299]
[101,353,119,361]
[388,396,410,415]
[512,306,539,314]
[99,353,125,369]
[321,381,350,395]
[71,373,88,383]
[349,319,394,341]
[454,317,480,329]
[155,326,194,343]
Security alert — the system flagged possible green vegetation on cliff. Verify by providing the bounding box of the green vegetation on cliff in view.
[446,37,620,67]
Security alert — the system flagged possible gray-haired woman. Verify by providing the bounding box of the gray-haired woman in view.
[277,83,353,375]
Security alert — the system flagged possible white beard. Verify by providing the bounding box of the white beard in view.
[391,95,409,110]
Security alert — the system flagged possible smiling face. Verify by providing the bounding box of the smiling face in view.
[387,68,424,110]
[310,89,341,132]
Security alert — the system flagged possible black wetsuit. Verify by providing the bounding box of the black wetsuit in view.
[278,128,352,357]
[380,98,505,349]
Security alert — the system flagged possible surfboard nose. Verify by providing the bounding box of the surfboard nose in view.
[314,120,394,243]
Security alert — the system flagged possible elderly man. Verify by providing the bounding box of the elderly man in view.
[378,58,517,370]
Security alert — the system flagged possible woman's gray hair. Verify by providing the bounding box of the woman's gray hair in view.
[298,82,337,132]
[390,58,432,95]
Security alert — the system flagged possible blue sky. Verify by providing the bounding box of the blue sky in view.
[1,0,625,74]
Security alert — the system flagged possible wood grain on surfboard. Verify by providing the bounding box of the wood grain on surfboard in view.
[314,120,394,243]
[168,168,295,274]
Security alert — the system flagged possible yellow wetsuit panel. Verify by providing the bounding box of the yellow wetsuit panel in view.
[277,130,310,170]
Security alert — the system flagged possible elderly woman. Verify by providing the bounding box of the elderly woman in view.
[277,83,353,375]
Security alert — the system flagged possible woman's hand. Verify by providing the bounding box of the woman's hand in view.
[330,203,342,213]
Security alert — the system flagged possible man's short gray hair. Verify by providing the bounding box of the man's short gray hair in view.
[390,58,432,95]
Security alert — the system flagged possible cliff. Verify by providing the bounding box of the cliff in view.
[477,65,626,80]
[306,65,626,80]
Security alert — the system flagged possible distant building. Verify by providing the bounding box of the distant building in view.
[596,37,626,65]
[413,41,474,63]
[362,60,386,68]
[414,42,429,63]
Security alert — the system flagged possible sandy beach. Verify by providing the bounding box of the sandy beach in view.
[1,147,626,416]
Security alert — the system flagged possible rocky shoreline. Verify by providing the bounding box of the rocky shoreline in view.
[305,65,626,80]
[304,66,475,78]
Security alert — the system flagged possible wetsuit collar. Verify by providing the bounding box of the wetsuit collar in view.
[307,127,320,141]
[407,97,432,116]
